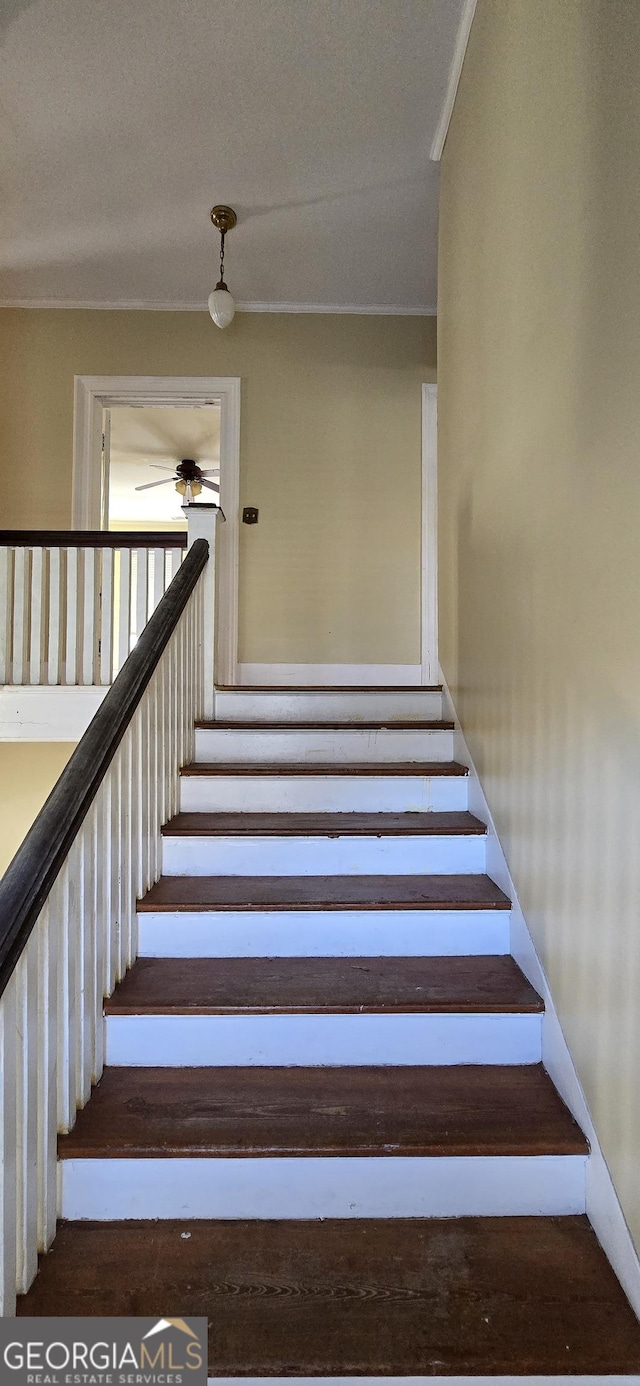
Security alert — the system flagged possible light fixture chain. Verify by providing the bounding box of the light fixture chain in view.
[219,231,225,285]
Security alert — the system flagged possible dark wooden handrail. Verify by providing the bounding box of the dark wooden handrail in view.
[0,537,208,999]
[0,531,188,549]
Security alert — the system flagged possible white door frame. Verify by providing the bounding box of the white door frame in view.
[421,382,438,685]
[72,375,241,684]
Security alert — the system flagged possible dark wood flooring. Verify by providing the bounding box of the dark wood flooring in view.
[58,1064,587,1160]
[162,810,486,836]
[105,955,542,1015]
[139,873,511,912]
[18,1216,640,1375]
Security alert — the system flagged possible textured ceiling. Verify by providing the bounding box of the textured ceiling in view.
[0,0,465,311]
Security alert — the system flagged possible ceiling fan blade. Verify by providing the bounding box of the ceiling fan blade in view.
[201,479,221,494]
[134,478,176,491]
[201,469,220,477]
[149,463,177,472]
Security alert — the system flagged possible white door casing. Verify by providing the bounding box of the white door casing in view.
[421,382,438,686]
[72,375,241,684]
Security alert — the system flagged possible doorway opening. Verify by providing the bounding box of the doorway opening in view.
[104,404,221,532]
[73,376,241,683]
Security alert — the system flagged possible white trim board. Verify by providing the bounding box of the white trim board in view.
[0,300,437,315]
[421,384,438,684]
[236,664,424,686]
[0,686,106,741]
[72,375,240,684]
[440,673,640,1321]
[430,0,478,161]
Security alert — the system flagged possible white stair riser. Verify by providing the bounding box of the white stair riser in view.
[59,1154,586,1221]
[195,728,454,764]
[137,908,511,958]
[105,1012,541,1066]
[161,834,486,877]
[180,774,469,814]
[214,691,443,723]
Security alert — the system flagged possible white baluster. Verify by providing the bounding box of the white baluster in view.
[119,735,133,977]
[64,548,79,685]
[14,941,38,1293]
[12,548,27,685]
[116,548,131,676]
[186,506,217,718]
[0,547,11,685]
[81,548,97,685]
[57,853,79,1132]
[29,548,44,684]
[37,897,58,1253]
[134,547,148,647]
[0,977,18,1316]
[152,548,165,613]
[47,548,62,685]
[99,547,114,686]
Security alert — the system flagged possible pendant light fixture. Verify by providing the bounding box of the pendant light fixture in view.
[208,205,237,328]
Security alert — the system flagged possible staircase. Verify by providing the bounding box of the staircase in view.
[17,686,640,1378]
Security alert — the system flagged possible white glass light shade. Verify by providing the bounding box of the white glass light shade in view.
[208,286,236,328]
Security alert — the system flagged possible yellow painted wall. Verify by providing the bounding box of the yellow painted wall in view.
[438,0,640,1241]
[0,743,76,876]
[0,310,435,664]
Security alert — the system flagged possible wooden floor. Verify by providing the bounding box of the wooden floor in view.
[162,810,485,836]
[139,872,512,911]
[58,1064,587,1159]
[104,954,543,1015]
[18,1216,640,1376]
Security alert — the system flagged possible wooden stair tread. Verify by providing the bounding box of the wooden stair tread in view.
[162,810,485,837]
[181,759,469,777]
[19,1215,640,1375]
[105,955,542,1016]
[197,719,454,730]
[58,1064,584,1159]
[139,872,511,912]
[215,684,444,692]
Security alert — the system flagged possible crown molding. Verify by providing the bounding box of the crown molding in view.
[0,297,436,316]
[237,301,437,316]
[430,0,477,161]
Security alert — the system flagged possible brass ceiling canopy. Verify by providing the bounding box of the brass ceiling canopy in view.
[210,205,237,235]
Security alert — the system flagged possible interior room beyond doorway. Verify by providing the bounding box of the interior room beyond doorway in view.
[105,404,221,532]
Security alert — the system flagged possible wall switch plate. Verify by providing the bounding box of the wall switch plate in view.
[242,506,259,524]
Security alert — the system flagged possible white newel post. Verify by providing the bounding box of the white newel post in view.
[185,504,218,719]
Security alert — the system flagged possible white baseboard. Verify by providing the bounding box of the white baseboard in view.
[0,685,106,740]
[440,675,640,1320]
[236,664,424,686]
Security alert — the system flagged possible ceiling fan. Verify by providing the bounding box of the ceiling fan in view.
[135,457,220,505]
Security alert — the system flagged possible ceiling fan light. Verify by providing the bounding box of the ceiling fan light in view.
[208,285,236,329]
[176,478,203,497]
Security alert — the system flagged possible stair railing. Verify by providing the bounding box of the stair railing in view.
[0,531,187,687]
[0,527,213,1315]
